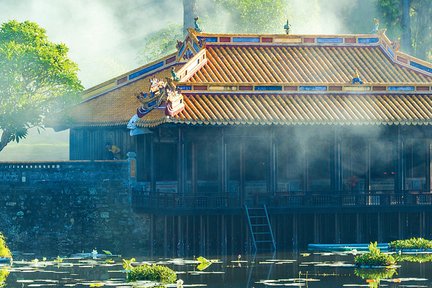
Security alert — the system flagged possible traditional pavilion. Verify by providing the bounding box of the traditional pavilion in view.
[54,28,432,253]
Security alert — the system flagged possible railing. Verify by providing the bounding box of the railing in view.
[132,190,432,212]
[0,160,129,185]
[132,191,241,211]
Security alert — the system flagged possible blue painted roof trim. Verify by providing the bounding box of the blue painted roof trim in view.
[199,36,218,43]
[233,37,260,43]
[299,86,327,91]
[387,47,395,58]
[358,37,379,44]
[388,86,415,91]
[317,38,343,44]
[255,86,283,91]
[128,61,164,80]
[410,61,432,74]
[178,85,192,90]
[193,42,200,52]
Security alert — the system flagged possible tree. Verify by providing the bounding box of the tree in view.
[137,24,183,64]
[378,0,431,61]
[213,0,287,33]
[183,0,198,35]
[0,20,82,152]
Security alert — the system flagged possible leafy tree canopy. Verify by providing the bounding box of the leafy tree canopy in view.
[0,20,82,152]
[213,0,287,33]
[137,24,182,64]
[378,0,431,60]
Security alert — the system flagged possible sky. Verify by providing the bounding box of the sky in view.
[0,0,379,161]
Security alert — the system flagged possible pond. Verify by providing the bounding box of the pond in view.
[2,251,432,287]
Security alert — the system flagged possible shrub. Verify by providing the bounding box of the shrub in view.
[0,268,10,287]
[389,238,432,250]
[127,264,176,284]
[0,233,11,258]
[355,242,396,267]
[394,253,432,263]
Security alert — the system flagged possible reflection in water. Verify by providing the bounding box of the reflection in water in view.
[2,252,432,287]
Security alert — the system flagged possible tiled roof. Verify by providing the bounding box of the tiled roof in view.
[188,45,431,84]
[57,66,179,128]
[152,93,432,126]
[54,30,432,130]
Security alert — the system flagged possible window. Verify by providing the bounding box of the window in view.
[307,139,331,192]
[404,140,427,191]
[277,139,304,192]
[342,138,367,192]
[155,143,178,181]
[369,140,396,191]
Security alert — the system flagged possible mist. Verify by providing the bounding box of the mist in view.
[0,0,380,161]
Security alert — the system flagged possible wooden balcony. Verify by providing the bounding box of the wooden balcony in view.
[132,190,432,215]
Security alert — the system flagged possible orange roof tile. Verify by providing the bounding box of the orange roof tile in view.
[188,46,431,84]
[149,93,432,126]
[56,65,179,129]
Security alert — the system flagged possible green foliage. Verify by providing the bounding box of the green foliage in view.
[389,237,432,250]
[138,25,182,64]
[378,0,432,61]
[355,268,397,280]
[0,268,9,287]
[214,0,287,33]
[0,20,83,152]
[122,257,136,271]
[196,256,212,271]
[395,253,432,263]
[355,242,396,267]
[126,263,176,284]
[0,233,11,258]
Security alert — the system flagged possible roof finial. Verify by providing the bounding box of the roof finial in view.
[284,19,291,34]
[352,69,364,85]
[370,18,380,34]
[171,67,180,82]
[194,16,202,32]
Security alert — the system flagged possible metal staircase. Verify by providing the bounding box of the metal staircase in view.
[244,204,276,252]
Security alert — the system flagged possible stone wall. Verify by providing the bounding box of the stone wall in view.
[0,160,150,257]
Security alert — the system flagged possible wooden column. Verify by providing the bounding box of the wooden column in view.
[240,142,245,205]
[270,129,277,197]
[427,141,432,192]
[178,128,185,196]
[150,133,156,193]
[377,213,383,242]
[397,127,405,193]
[220,129,226,195]
[313,213,320,243]
[335,214,341,243]
[292,214,299,251]
[334,128,342,191]
[398,212,404,239]
[191,142,197,196]
[356,213,362,243]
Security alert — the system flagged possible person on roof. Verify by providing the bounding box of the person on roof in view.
[352,69,364,85]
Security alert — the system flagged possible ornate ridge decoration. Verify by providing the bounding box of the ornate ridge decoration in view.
[127,75,185,135]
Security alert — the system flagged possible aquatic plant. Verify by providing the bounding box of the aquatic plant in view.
[389,237,432,250]
[127,263,176,284]
[196,256,216,271]
[355,242,396,267]
[394,253,432,263]
[355,268,397,280]
[0,268,9,287]
[0,233,11,258]
[122,257,136,271]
